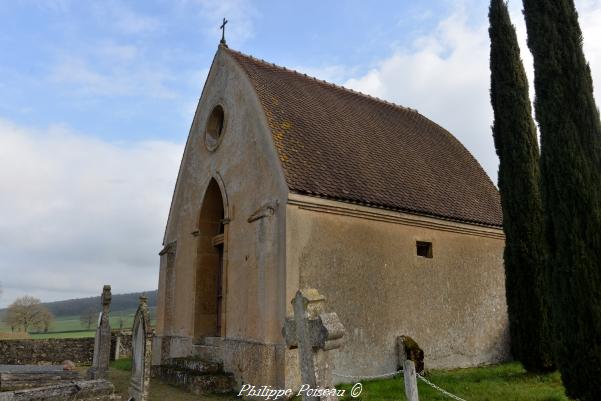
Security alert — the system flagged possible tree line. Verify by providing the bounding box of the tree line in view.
[1,290,157,334]
[489,0,601,399]
[37,290,157,318]
[0,290,157,320]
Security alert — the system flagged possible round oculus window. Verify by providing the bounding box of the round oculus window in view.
[205,105,225,150]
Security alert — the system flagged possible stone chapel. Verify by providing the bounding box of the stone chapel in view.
[153,44,509,388]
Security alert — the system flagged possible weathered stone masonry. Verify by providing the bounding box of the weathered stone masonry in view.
[0,334,132,365]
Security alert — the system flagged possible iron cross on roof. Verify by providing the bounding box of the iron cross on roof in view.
[220,17,228,46]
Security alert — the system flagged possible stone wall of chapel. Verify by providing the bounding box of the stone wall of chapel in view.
[285,195,510,382]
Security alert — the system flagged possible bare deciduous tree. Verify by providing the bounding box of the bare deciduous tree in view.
[36,308,54,333]
[80,308,97,330]
[5,296,53,333]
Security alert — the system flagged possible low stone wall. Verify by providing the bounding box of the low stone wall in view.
[0,333,132,365]
[0,338,94,365]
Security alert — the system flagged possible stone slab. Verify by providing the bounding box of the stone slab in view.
[0,371,81,391]
[0,379,119,401]
[0,366,63,374]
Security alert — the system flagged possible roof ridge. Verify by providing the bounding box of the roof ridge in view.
[224,46,420,115]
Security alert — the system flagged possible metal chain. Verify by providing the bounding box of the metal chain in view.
[333,369,468,401]
[417,373,468,401]
[332,368,403,380]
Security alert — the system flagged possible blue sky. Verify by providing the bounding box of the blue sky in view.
[1,0,600,307]
[0,0,467,144]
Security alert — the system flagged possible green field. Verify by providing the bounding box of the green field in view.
[0,308,156,339]
[29,330,96,339]
[337,362,568,401]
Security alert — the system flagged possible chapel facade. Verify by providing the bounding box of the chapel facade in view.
[153,44,509,388]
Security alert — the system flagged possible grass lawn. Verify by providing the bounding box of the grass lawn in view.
[101,360,568,401]
[336,363,569,401]
[29,330,96,339]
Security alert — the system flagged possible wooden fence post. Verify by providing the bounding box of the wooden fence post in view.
[401,353,419,401]
[397,336,423,401]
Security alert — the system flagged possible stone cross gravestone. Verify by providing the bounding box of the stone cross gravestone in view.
[282,289,345,401]
[87,285,112,380]
[128,296,153,401]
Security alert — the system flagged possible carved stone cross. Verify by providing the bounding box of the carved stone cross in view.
[283,289,345,401]
[101,285,112,314]
[87,285,112,380]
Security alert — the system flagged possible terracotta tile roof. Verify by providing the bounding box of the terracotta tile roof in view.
[225,47,503,227]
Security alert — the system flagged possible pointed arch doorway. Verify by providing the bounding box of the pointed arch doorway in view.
[194,178,227,340]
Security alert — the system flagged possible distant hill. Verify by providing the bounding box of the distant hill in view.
[0,290,157,318]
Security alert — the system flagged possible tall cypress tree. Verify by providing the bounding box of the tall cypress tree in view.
[488,0,554,372]
[523,0,601,397]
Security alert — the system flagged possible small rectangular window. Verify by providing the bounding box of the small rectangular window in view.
[416,241,433,258]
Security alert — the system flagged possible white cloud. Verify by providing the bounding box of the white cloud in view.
[36,0,71,13]
[341,0,601,183]
[50,58,121,95]
[50,56,177,99]
[508,0,601,102]
[568,0,601,95]
[93,1,161,35]
[98,43,139,62]
[344,6,497,180]
[0,118,183,307]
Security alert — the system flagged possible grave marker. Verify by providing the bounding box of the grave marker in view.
[283,289,345,401]
[87,285,112,380]
[128,296,153,401]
